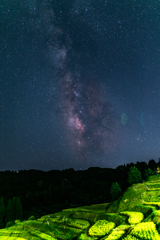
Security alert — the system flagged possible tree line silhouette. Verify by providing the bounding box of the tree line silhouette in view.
[0,197,22,228]
[0,158,159,226]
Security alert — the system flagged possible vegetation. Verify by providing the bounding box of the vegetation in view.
[0,159,157,220]
[105,229,125,240]
[144,168,154,179]
[110,182,122,200]
[3,197,23,227]
[0,198,5,228]
[126,222,160,240]
[120,211,143,224]
[128,166,142,185]
[88,220,115,237]
[0,159,159,238]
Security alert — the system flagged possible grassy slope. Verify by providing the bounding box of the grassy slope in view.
[1,175,160,239]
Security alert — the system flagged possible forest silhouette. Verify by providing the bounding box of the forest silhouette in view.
[0,159,158,227]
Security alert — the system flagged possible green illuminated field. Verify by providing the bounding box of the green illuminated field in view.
[2,175,160,239]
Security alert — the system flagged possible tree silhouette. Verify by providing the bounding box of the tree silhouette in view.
[148,159,157,171]
[0,198,5,228]
[12,197,16,220]
[128,166,142,185]
[16,197,23,220]
[5,199,13,224]
[144,168,154,179]
[110,182,122,200]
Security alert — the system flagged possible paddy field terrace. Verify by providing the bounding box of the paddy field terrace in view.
[1,174,160,239]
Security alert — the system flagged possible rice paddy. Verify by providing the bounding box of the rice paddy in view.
[1,175,160,239]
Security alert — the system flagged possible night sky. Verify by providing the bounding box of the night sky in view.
[1,0,160,171]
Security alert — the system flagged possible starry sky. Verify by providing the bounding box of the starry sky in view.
[1,0,160,171]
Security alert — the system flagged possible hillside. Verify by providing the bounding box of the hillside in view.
[1,174,160,239]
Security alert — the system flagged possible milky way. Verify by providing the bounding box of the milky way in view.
[58,58,119,163]
[34,0,121,165]
[3,0,160,171]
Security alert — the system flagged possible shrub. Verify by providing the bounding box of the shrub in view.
[65,218,90,229]
[5,220,15,228]
[152,210,160,228]
[124,235,140,240]
[132,204,155,217]
[128,166,142,185]
[144,168,154,179]
[30,229,58,240]
[98,213,126,225]
[129,222,159,240]
[148,168,154,176]
[120,211,143,224]
[28,216,36,220]
[110,182,122,200]
[89,220,115,237]
[78,233,94,240]
[106,230,125,240]
[15,219,21,224]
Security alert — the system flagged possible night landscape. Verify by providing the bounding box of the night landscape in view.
[1,0,160,239]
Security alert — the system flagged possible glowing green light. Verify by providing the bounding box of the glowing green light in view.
[121,113,128,125]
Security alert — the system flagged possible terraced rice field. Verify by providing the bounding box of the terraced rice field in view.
[1,175,160,239]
